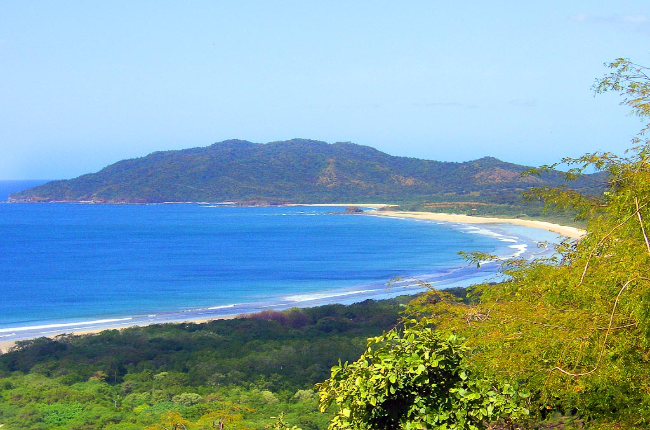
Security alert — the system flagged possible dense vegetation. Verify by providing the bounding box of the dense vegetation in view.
[0,298,409,429]
[9,140,594,204]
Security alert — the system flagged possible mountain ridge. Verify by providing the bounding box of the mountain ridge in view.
[9,139,587,204]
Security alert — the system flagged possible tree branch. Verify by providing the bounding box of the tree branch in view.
[635,197,650,256]
[551,277,650,377]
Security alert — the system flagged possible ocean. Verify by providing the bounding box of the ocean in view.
[0,180,50,202]
[0,194,561,343]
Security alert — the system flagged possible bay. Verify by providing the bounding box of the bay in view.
[0,204,556,341]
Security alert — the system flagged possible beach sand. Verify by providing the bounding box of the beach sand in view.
[369,211,586,239]
[0,329,115,353]
[288,203,390,208]
[288,205,586,239]
[0,211,584,353]
[0,341,17,354]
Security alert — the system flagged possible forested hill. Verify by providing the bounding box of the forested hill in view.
[9,139,588,204]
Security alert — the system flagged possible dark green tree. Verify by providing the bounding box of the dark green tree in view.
[316,319,528,430]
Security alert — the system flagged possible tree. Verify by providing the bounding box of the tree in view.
[144,411,191,430]
[316,319,528,430]
[406,58,650,427]
[266,413,302,430]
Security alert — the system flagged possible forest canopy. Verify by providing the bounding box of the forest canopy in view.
[0,299,408,429]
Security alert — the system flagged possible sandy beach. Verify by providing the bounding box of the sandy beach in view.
[289,205,586,240]
[288,203,390,208]
[0,315,238,354]
[0,210,585,354]
[0,329,120,353]
[0,341,17,354]
[369,211,586,239]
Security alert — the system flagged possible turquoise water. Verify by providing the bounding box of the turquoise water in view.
[0,203,558,341]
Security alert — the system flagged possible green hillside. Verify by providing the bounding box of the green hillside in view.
[8,139,590,204]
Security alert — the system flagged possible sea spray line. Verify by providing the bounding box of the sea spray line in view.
[0,317,134,333]
[508,244,528,258]
[206,304,237,310]
[285,289,376,302]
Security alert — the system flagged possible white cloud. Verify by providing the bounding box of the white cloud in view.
[570,13,649,27]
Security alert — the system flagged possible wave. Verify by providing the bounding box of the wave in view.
[459,225,519,244]
[206,304,237,310]
[0,317,134,333]
[285,289,376,302]
[0,268,492,343]
[498,238,518,243]
[508,244,528,258]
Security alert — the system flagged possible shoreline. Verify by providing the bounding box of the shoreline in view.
[0,314,243,354]
[0,209,583,354]
[369,211,586,239]
[0,316,237,354]
[287,203,391,208]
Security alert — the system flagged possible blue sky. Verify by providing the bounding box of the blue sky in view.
[1,1,649,179]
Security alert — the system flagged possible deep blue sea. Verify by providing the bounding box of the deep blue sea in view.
[0,188,560,343]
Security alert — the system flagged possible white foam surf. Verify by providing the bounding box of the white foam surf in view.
[285,289,376,302]
[0,317,134,333]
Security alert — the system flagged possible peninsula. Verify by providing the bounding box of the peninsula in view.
[9,139,597,204]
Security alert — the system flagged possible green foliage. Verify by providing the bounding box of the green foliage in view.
[267,412,302,430]
[8,139,593,204]
[172,393,203,407]
[316,319,528,430]
[39,402,84,426]
[0,298,406,429]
